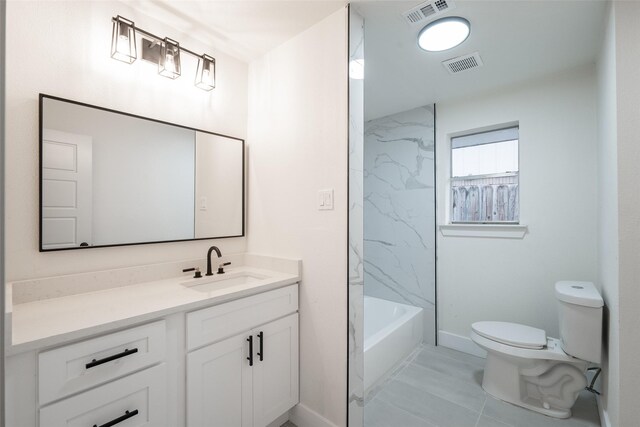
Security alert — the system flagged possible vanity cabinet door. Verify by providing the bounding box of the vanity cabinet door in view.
[252,313,299,427]
[187,332,253,427]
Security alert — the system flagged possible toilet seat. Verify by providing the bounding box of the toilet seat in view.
[472,321,546,349]
[470,330,577,362]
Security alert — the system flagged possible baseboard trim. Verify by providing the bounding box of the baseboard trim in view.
[596,395,611,427]
[438,330,487,358]
[289,403,339,427]
[266,413,290,427]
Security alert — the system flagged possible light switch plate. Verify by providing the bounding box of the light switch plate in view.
[318,189,334,210]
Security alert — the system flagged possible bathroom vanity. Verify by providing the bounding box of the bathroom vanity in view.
[5,254,300,427]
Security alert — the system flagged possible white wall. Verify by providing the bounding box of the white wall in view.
[43,98,196,245]
[614,2,640,425]
[5,1,248,281]
[596,3,618,425]
[436,65,599,341]
[247,8,348,427]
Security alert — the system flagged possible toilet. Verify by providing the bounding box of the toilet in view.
[470,281,603,419]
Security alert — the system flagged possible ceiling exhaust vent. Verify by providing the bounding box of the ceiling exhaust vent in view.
[443,52,484,74]
[403,0,456,25]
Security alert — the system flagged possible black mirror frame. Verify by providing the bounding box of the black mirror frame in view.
[38,93,245,252]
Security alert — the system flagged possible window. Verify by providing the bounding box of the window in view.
[450,126,519,223]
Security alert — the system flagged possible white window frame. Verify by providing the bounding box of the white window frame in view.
[449,125,520,225]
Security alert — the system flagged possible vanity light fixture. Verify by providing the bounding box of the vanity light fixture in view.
[195,54,216,90]
[159,37,181,79]
[110,16,216,91]
[418,17,470,52]
[111,16,137,63]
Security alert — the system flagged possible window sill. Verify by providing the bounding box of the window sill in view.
[439,224,528,239]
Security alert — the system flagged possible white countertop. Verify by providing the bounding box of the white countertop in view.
[6,254,301,355]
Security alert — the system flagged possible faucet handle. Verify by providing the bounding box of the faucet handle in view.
[183,267,202,278]
[217,262,231,275]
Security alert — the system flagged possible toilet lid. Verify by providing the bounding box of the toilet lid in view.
[472,321,547,349]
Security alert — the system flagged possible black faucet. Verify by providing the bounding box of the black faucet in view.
[206,246,222,276]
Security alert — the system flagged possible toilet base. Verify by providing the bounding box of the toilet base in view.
[479,341,587,419]
[483,388,572,419]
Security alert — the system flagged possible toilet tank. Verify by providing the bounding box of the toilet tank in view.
[555,281,604,364]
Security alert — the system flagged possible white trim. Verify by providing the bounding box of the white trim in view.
[438,330,487,358]
[266,413,289,427]
[439,224,528,239]
[289,403,339,427]
[596,395,611,427]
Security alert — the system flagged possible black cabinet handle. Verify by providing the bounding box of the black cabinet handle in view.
[257,331,264,361]
[93,409,138,427]
[247,336,253,366]
[85,348,138,369]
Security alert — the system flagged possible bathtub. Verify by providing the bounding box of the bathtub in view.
[364,296,423,392]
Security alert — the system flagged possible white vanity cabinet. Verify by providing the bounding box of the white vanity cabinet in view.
[186,285,299,427]
[7,282,300,427]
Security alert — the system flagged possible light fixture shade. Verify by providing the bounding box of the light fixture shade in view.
[418,17,470,52]
[195,54,216,91]
[111,16,137,63]
[159,37,181,79]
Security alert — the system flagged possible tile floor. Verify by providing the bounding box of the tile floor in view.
[364,345,601,427]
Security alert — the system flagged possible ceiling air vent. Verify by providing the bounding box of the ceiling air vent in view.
[442,52,484,75]
[403,0,456,25]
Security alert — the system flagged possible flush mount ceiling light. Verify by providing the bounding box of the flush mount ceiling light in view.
[110,16,216,91]
[418,16,470,52]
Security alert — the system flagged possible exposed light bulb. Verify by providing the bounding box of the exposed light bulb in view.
[115,34,128,55]
[165,54,175,73]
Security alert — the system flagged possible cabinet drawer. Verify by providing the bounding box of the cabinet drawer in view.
[39,364,167,427]
[39,320,166,405]
[187,284,298,350]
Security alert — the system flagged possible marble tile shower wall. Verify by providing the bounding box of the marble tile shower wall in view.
[364,105,436,344]
[348,9,365,427]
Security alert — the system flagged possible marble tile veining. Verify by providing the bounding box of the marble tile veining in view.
[348,8,365,427]
[364,106,436,344]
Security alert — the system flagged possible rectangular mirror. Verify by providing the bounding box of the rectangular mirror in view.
[39,94,244,251]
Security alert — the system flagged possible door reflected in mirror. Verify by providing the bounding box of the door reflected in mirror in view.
[40,95,244,251]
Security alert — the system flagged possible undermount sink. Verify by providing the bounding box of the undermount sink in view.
[181,271,270,292]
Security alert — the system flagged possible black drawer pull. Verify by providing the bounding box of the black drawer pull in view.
[86,348,138,369]
[93,409,138,427]
[257,331,264,361]
[247,336,253,366]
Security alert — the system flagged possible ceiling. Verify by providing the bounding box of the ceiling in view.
[124,0,346,62]
[356,0,608,120]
